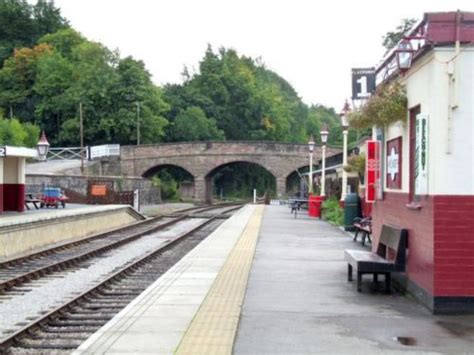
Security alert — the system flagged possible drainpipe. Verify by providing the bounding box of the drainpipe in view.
[446,10,461,154]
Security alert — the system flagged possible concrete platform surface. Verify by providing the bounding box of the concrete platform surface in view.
[70,205,474,354]
[74,205,260,355]
[233,206,474,354]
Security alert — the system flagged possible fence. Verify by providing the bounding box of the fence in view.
[89,144,120,160]
[48,147,88,160]
[47,144,120,161]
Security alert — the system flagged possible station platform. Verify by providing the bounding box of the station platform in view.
[0,204,144,261]
[75,205,474,354]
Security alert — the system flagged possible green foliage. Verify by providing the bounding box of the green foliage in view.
[0,26,169,146]
[0,0,68,66]
[212,162,276,199]
[344,153,365,176]
[151,170,179,201]
[174,106,224,141]
[382,18,417,51]
[0,114,40,146]
[163,46,337,144]
[321,196,343,226]
[348,82,407,130]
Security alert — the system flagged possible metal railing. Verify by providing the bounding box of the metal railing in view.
[48,147,89,160]
[47,144,120,160]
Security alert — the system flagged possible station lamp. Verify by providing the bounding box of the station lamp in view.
[308,135,315,153]
[36,131,50,161]
[395,38,414,72]
[320,123,329,145]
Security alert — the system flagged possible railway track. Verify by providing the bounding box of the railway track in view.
[0,203,240,294]
[0,204,243,354]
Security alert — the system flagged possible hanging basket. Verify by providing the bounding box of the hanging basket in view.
[348,82,408,130]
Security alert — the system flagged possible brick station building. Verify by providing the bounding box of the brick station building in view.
[368,11,474,313]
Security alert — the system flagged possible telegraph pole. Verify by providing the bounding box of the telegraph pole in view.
[80,102,84,174]
[136,101,140,145]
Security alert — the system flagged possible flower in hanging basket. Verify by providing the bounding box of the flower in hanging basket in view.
[348,82,407,129]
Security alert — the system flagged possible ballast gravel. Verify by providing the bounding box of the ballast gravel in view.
[0,218,206,340]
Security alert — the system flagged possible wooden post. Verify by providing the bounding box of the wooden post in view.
[80,102,84,174]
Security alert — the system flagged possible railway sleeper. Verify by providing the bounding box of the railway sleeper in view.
[27,330,90,341]
[40,325,100,333]
[97,291,141,297]
[59,314,113,321]
[14,339,82,350]
[48,319,107,327]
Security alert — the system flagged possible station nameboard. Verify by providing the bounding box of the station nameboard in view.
[352,68,376,100]
[415,114,429,195]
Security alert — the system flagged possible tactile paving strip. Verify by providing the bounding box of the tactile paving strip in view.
[175,205,264,355]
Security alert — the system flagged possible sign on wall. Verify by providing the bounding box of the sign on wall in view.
[91,185,107,196]
[415,114,429,195]
[352,68,376,99]
[0,146,5,157]
[365,140,381,203]
[386,137,402,189]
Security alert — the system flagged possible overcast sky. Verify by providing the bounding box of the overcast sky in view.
[54,0,472,110]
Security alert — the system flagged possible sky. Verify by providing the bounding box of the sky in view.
[53,0,473,110]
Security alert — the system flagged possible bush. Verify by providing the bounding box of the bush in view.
[321,197,343,226]
[0,117,40,147]
[151,174,179,201]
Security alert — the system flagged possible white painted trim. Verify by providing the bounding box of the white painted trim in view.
[3,146,38,158]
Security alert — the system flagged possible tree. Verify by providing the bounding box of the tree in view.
[174,106,224,141]
[0,0,67,66]
[0,112,40,147]
[382,18,417,51]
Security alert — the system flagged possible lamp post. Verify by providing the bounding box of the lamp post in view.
[340,100,350,203]
[320,124,329,197]
[308,135,315,195]
[36,131,50,161]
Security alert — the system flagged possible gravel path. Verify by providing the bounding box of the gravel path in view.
[0,218,206,340]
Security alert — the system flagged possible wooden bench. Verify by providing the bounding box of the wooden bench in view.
[345,225,407,293]
[352,216,372,246]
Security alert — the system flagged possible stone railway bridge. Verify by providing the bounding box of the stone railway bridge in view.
[119,141,340,202]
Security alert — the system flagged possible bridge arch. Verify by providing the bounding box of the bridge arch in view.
[142,164,195,200]
[204,160,277,203]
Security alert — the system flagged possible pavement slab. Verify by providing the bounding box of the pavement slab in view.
[233,205,474,355]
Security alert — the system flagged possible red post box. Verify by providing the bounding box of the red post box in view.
[308,195,324,218]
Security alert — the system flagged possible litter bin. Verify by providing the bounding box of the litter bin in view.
[344,193,361,231]
[308,195,324,218]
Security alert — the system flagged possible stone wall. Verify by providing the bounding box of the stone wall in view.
[26,174,161,205]
[118,141,341,202]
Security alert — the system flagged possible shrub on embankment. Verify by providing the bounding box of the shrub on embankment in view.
[321,197,343,226]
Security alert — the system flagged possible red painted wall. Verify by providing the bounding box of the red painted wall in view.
[433,195,474,296]
[0,184,3,213]
[3,183,25,212]
[372,192,434,294]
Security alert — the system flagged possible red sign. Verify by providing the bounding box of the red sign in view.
[91,185,107,196]
[386,137,402,189]
[365,140,380,203]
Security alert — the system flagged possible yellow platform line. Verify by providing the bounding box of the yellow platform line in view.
[175,205,264,355]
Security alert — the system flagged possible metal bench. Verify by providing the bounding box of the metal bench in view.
[345,225,407,293]
[24,193,41,210]
[352,216,372,246]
